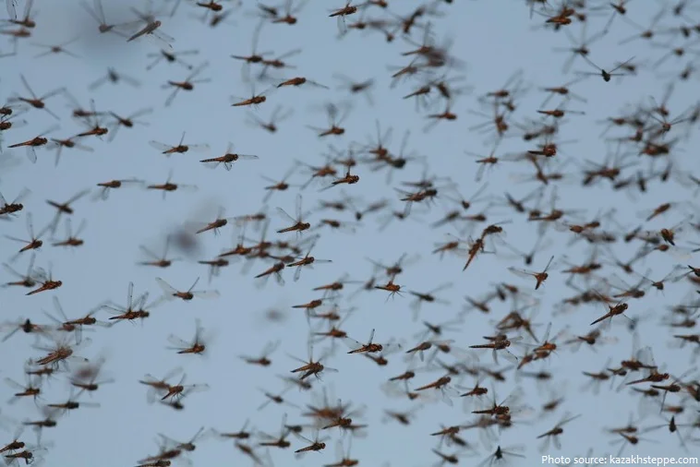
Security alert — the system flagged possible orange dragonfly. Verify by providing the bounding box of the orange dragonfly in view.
[4,373,43,405]
[277,194,312,234]
[507,255,556,290]
[469,334,521,365]
[276,76,329,90]
[139,366,185,403]
[200,142,259,171]
[8,124,60,163]
[147,170,198,199]
[166,318,211,356]
[293,429,329,456]
[160,373,210,403]
[344,328,402,355]
[0,187,29,217]
[187,206,238,235]
[329,1,363,34]
[286,236,332,281]
[590,295,631,327]
[230,81,275,108]
[25,263,62,296]
[94,178,144,201]
[5,212,53,259]
[103,282,153,324]
[288,343,338,380]
[31,335,91,368]
[261,166,298,203]
[42,296,106,345]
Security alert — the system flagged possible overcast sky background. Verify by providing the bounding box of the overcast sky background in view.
[1,0,700,466]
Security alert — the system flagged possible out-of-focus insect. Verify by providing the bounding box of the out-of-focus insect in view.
[308,102,351,137]
[94,178,144,201]
[4,373,43,405]
[2,252,37,289]
[239,341,281,367]
[155,277,220,303]
[537,412,581,451]
[146,48,200,71]
[30,36,81,59]
[150,131,210,155]
[161,61,211,106]
[89,67,141,91]
[138,235,182,268]
[80,0,126,35]
[577,55,636,82]
[333,74,375,105]
[8,75,65,120]
[45,189,90,228]
[477,445,526,466]
[245,105,293,133]
[147,170,198,199]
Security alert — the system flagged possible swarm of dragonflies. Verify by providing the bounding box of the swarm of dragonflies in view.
[2,0,700,466]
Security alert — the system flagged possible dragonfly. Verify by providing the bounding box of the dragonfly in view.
[155,277,220,303]
[5,212,54,262]
[149,131,210,156]
[124,3,175,49]
[0,187,29,218]
[344,328,402,355]
[8,124,60,164]
[200,142,259,171]
[277,193,312,234]
[146,169,198,200]
[161,61,211,107]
